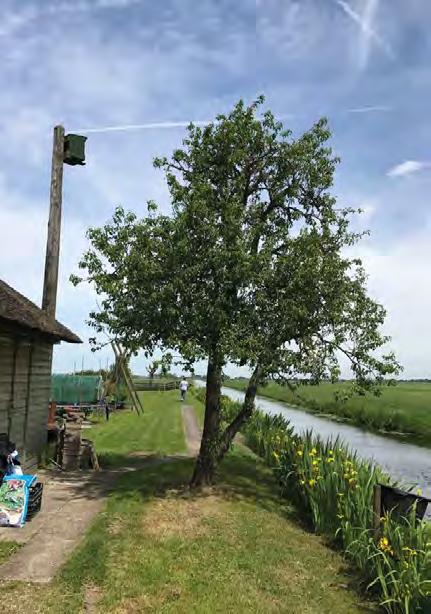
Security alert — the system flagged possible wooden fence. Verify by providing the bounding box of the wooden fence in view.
[133,379,180,392]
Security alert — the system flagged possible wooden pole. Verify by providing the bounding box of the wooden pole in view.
[116,344,143,415]
[111,341,143,415]
[111,342,133,411]
[373,483,382,536]
[42,125,65,318]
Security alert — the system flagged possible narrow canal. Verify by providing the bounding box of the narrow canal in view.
[195,381,431,503]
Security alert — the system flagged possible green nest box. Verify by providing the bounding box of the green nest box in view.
[63,133,87,166]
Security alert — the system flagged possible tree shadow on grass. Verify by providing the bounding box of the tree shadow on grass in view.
[104,451,377,612]
[53,445,306,525]
[36,453,191,510]
[54,448,377,612]
[104,447,306,527]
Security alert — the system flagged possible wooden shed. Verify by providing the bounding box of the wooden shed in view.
[0,279,81,469]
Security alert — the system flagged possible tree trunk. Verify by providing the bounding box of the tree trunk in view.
[190,355,223,488]
[217,365,262,461]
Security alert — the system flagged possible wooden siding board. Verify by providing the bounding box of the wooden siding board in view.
[8,342,31,451]
[26,343,52,459]
[0,335,53,466]
[0,338,14,434]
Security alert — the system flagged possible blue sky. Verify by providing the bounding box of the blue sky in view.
[1,0,430,377]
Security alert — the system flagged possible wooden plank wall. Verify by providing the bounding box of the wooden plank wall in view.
[0,335,52,470]
[0,336,14,435]
[26,343,52,466]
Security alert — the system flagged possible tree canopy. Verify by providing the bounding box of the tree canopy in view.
[72,97,400,485]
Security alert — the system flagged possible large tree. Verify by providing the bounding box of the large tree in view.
[72,98,399,486]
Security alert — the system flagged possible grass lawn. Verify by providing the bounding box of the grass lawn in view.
[0,541,20,564]
[90,390,187,466]
[0,391,375,613]
[225,379,431,446]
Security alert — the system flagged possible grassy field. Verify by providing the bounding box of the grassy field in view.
[1,391,375,613]
[90,390,187,466]
[225,379,431,446]
[0,541,20,565]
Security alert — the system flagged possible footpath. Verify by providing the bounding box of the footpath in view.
[0,406,202,583]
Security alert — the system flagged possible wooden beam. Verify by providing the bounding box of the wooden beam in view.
[111,341,143,415]
[118,344,144,415]
[42,125,65,318]
[8,340,19,437]
[22,342,34,452]
[373,483,382,536]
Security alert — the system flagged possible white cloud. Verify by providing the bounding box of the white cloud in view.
[358,199,376,221]
[0,1,253,374]
[359,0,379,67]
[257,0,327,61]
[356,222,431,378]
[0,5,38,38]
[387,160,431,178]
[1,0,142,27]
[0,107,53,167]
[0,0,429,381]
[0,188,46,304]
[0,172,111,370]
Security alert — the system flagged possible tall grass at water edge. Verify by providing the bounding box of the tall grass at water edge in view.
[193,388,431,613]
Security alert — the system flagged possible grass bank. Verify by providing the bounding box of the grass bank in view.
[194,387,431,611]
[225,379,431,446]
[1,391,374,613]
[233,400,430,612]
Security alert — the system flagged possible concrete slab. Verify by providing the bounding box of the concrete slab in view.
[0,469,117,582]
[2,496,104,583]
[0,471,108,546]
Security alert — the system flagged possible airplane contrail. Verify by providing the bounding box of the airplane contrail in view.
[347,105,391,113]
[71,112,298,135]
[335,0,393,63]
[71,120,212,134]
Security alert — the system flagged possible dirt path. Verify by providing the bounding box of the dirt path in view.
[0,459,161,583]
[0,407,202,584]
[182,405,202,457]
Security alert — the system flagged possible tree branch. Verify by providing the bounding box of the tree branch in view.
[216,364,263,460]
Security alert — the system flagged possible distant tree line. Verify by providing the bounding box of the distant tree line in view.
[226,376,430,385]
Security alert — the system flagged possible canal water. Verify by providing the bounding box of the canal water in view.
[195,381,431,503]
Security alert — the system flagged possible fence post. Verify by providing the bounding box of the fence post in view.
[373,484,382,536]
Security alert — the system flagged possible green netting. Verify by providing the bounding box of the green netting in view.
[51,374,102,404]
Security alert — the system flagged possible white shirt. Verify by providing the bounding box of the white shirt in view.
[179,380,188,391]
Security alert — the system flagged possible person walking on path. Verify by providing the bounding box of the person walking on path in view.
[179,378,189,401]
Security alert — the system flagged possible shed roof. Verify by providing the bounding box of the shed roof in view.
[0,279,81,344]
